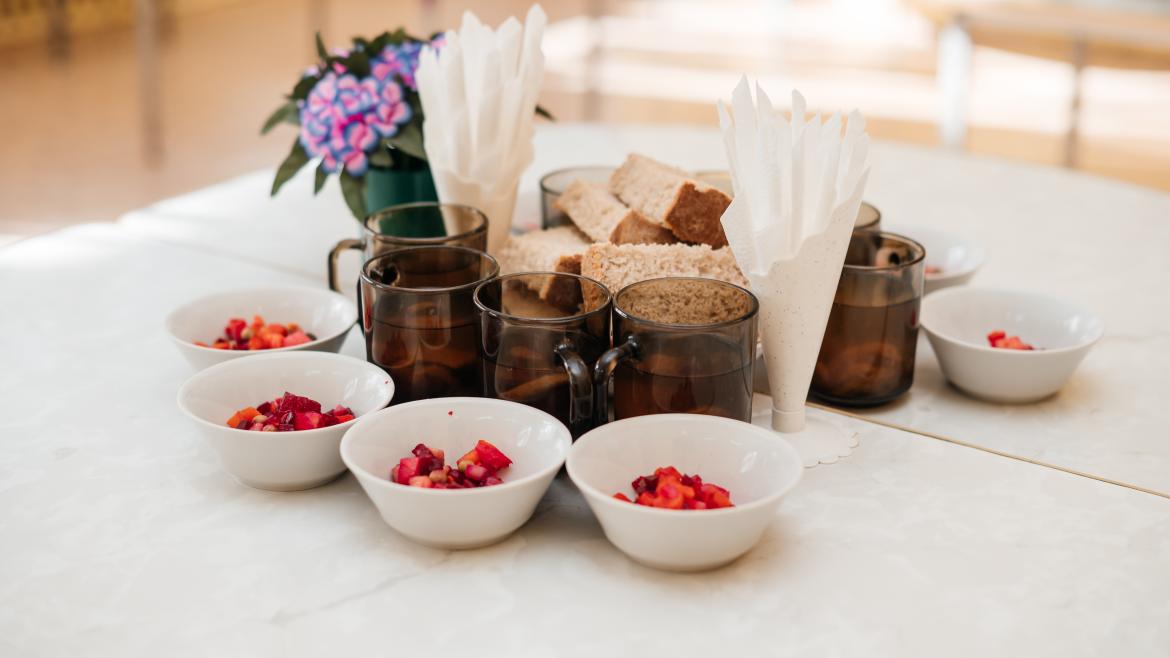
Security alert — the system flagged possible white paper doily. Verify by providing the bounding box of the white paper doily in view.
[751,404,859,468]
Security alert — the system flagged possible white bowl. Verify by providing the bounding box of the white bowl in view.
[921,287,1104,403]
[166,286,357,371]
[567,414,803,572]
[888,224,985,294]
[178,352,394,491]
[340,398,571,549]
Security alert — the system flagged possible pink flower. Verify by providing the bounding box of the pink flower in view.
[298,70,412,176]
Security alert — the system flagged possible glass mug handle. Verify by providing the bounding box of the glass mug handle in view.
[592,336,638,427]
[327,238,364,293]
[554,340,594,438]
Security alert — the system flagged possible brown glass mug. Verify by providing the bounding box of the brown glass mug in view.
[594,277,759,424]
[539,166,615,230]
[475,273,612,437]
[329,202,488,292]
[359,245,499,404]
[812,231,925,407]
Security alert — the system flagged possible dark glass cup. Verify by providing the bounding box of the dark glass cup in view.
[539,166,615,229]
[329,202,488,292]
[812,231,925,407]
[359,246,499,404]
[595,277,759,423]
[475,273,612,437]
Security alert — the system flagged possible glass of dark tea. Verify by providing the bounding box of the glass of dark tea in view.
[812,231,925,407]
[329,202,488,292]
[539,166,615,230]
[595,277,759,423]
[854,201,881,232]
[359,246,499,404]
[475,273,612,437]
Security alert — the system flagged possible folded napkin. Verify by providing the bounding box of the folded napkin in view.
[416,4,547,254]
[718,78,870,432]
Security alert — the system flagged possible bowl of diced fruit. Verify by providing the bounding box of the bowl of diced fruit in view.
[921,287,1104,403]
[178,351,394,491]
[567,414,803,572]
[166,286,357,371]
[340,397,571,549]
[888,224,985,294]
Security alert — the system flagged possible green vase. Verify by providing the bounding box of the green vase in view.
[362,163,441,236]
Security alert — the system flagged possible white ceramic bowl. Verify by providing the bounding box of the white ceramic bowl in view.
[567,414,803,572]
[178,352,394,491]
[921,287,1104,403]
[340,398,571,549]
[888,224,985,294]
[166,286,357,371]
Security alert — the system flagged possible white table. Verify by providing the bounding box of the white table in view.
[122,123,1170,496]
[3,124,1169,656]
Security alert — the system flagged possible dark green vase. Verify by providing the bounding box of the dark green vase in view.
[362,161,442,237]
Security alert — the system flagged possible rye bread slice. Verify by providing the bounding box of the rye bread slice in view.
[579,242,749,312]
[555,180,676,245]
[608,154,731,247]
[496,227,591,310]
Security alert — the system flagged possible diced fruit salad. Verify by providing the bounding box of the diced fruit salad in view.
[196,315,315,350]
[391,441,513,489]
[987,330,1035,351]
[613,466,734,510]
[226,392,355,431]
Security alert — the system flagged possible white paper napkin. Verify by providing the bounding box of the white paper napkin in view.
[718,78,870,432]
[416,5,547,254]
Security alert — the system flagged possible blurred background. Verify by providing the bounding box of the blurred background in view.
[3,0,1169,246]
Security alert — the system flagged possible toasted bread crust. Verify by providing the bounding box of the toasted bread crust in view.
[609,154,731,247]
[556,180,676,245]
[497,227,591,309]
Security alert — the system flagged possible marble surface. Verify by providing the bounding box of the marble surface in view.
[118,122,1170,496]
[2,224,1170,655]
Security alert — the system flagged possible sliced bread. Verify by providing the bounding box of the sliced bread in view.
[608,154,731,247]
[580,242,749,311]
[496,226,591,309]
[555,180,677,245]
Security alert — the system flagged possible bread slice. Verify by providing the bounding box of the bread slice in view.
[496,227,591,309]
[608,154,731,247]
[555,180,676,245]
[580,242,749,312]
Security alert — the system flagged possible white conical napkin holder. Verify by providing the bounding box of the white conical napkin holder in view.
[416,5,547,254]
[718,80,869,467]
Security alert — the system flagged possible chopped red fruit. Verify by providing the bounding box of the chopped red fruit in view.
[473,440,513,471]
[284,331,312,347]
[226,407,260,429]
[987,329,1035,351]
[389,441,512,489]
[225,392,354,431]
[198,315,317,351]
[614,466,735,510]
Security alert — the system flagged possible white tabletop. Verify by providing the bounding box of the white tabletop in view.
[2,126,1169,655]
[120,122,1170,496]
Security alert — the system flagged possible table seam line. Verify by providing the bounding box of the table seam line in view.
[121,226,323,281]
[808,402,1170,501]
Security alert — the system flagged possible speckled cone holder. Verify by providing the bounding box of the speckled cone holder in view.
[757,204,855,432]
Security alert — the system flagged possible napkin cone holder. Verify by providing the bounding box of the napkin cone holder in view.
[749,202,862,467]
[717,81,870,468]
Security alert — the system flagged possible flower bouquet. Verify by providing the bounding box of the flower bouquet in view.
[262,30,444,220]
